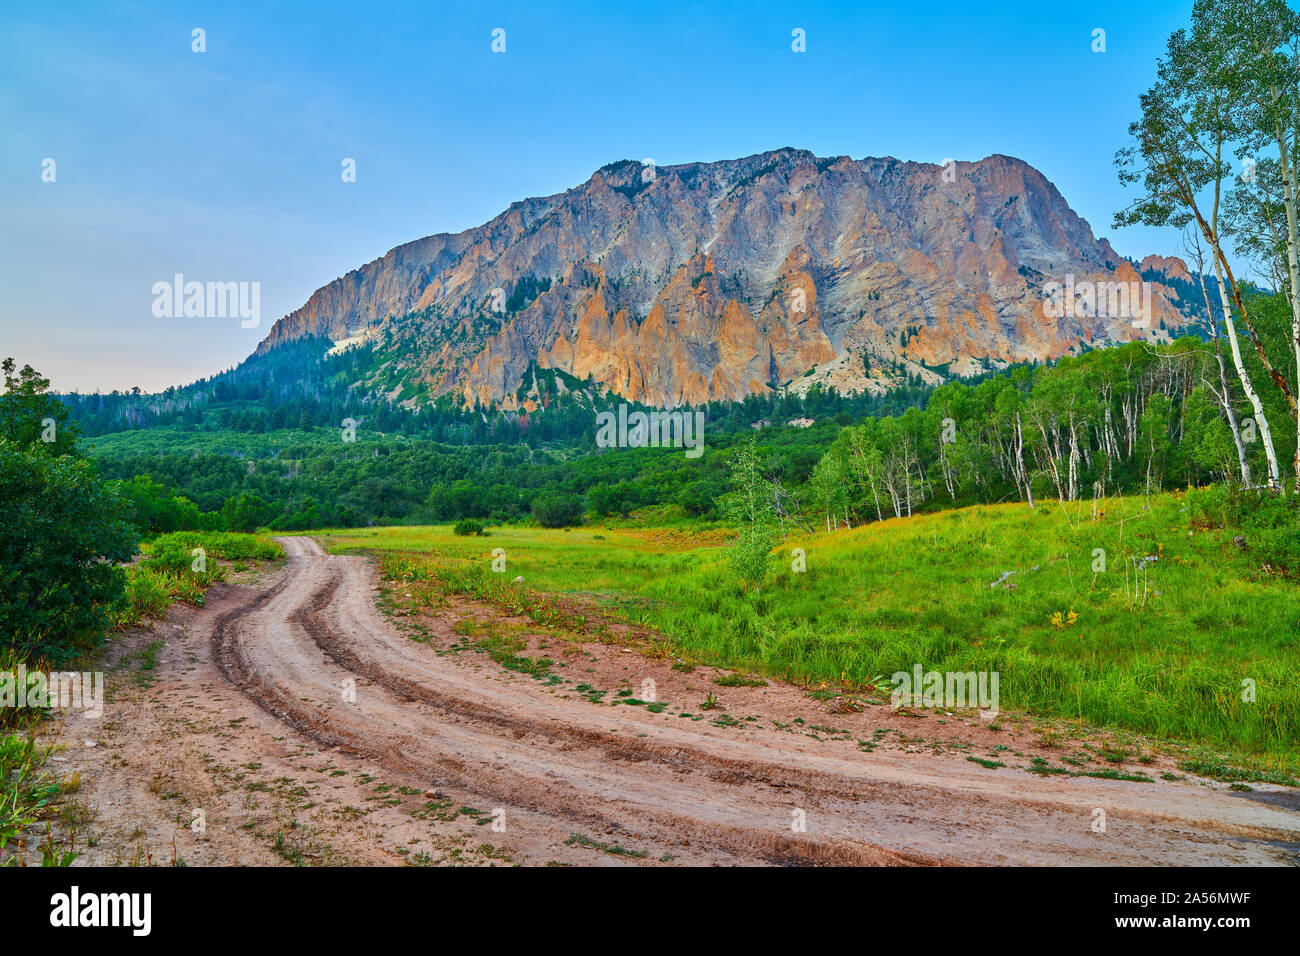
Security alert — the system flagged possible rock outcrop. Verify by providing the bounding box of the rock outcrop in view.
[257,149,1194,408]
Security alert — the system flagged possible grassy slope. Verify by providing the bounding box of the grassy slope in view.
[319,492,1300,772]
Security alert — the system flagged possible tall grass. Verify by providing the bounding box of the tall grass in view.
[113,531,282,627]
[0,732,73,866]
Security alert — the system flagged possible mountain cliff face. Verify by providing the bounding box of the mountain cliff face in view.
[257,148,1193,409]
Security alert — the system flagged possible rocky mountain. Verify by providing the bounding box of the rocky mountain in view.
[257,148,1194,410]
[1139,254,1194,284]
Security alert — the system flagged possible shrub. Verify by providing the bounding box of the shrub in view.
[1187,484,1298,531]
[222,492,276,533]
[531,492,584,528]
[0,438,136,664]
[1257,525,1300,573]
[116,475,201,534]
[114,566,179,626]
[1186,486,1300,572]
[452,518,488,536]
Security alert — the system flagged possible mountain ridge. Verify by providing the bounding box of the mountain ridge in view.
[256,148,1194,410]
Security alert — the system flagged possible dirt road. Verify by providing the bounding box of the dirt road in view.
[50,536,1300,866]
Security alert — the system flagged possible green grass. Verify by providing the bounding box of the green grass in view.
[0,733,77,866]
[319,492,1300,773]
[1177,758,1298,787]
[140,531,282,567]
[474,634,554,680]
[113,532,282,627]
[714,673,768,687]
[563,832,649,859]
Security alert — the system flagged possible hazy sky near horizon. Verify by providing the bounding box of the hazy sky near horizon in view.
[2,0,1206,393]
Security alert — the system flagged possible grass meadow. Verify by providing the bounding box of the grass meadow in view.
[318,491,1300,774]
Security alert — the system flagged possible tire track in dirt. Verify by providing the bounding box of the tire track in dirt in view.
[209,536,1300,865]
[215,540,914,864]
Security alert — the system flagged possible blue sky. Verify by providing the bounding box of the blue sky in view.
[1,0,1199,393]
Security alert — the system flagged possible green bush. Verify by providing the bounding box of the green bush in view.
[531,492,584,528]
[113,565,209,627]
[222,492,276,532]
[116,474,201,534]
[1187,486,1300,572]
[1258,525,1300,573]
[0,438,136,664]
[114,566,180,625]
[1188,484,1298,531]
[452,518,488,536]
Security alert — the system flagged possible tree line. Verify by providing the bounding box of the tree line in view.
[1116,0,1300,489]
[802,336,1289,533]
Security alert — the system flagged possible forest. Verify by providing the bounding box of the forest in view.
[68,288,1293,543]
